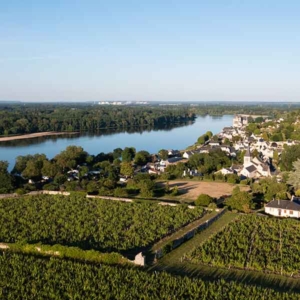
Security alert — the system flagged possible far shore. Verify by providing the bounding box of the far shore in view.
[0,131,79,142]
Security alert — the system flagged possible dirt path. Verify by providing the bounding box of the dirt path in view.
[0,131,78,142]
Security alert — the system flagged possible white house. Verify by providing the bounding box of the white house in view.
[216,168,234,175]
[265,197,300,218]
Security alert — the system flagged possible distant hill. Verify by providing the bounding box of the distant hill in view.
[0,100,22,104]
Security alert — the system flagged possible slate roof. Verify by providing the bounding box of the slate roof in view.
[246,165,257,173]
[266,199,300,211]
[167,157,183,163]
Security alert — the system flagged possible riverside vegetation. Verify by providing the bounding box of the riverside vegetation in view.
[0,105,195,135]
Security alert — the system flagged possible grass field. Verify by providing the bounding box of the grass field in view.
[159,180,250,201]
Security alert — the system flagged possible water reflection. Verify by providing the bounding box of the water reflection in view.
[0,121,194,148]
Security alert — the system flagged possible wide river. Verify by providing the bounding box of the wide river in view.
[0,115,233,170]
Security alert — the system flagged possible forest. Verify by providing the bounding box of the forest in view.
[1,102,298,136]
[0,251,298,299]
[188,214,300,276]
[0,194,204,252]
[0,104,195,135]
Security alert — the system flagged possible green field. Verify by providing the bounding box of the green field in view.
[150,213,300,293]
[188,214,300,276]
[0,194,204,252]
[0,251,298,299]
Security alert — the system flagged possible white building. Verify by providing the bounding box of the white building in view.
[240,147,271,178]
[265,197,300,218]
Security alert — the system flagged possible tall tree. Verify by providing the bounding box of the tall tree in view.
[288,159,300,190]
[121,147,136,162]
[0,161,13,193]
[226,187,253,213]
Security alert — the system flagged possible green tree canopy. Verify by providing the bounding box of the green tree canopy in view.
[226,187,253,213]
[0,161,13,193]
[280,145,300,171]
[288,159,300,190]
[195,194,213,206]
[134,150,151,166]
[120,162,134,177]
[121,147,136,162]
[158,149,169,160]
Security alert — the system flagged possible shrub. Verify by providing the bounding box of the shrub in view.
[114,187,129,198]
[15,188,26,195]
[195,194,213,206]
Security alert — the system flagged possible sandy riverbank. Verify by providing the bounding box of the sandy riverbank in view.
[0,131,79,142]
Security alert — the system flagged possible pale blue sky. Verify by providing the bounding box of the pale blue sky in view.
[0,1,299,102]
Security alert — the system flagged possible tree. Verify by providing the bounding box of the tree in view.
[262,132,269,141]
[224,138,231,146]
[273,150,279,164]
[12,155,33,174]
[288,159,300,190]
[195,194,213,206]
[114,187,129,197]
[120,162,134,177]
[121,147,136,162]
[226,187,253,213]
[138,179,155,197]
[55,146,87,171]
[281,145,300,171]
[251,149,259,158]
[134,151,150,166]
[206,131,213,139]
[86,181,98,194]
[159,149,169,160]
[197,134,209,145]
[41,160,60,178]
[0,161,13,193]
[113,148,123,159]
[22,154,47,179]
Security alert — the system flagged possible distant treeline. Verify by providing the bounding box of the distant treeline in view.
[0,105,195,135]
[0,103,297,136]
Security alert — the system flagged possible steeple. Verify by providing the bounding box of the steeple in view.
[245,146,251,158]
[244,146,251,166]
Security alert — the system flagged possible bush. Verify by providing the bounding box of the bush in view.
[171,186,179,196]
[15,188,26,195]
[195,194,213,206]
[43,183,59,191]
[226,174,240,184]
[114,187,129,198]
[240,179,249,185]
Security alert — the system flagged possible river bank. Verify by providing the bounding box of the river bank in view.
[0,131,78,142]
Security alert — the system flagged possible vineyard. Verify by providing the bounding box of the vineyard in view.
[0,194,204,252]
[0,251,298,299]
[189,215,300,276]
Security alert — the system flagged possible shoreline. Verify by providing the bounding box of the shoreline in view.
[0,131,79,142]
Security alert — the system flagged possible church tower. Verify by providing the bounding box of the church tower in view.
[244,146,251,166]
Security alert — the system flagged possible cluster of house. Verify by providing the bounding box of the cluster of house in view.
[142,150,187,175]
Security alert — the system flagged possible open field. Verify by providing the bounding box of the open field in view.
[0,131,78,142]
[160,180,250,201]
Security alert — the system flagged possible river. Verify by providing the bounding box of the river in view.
[0,115,233,170]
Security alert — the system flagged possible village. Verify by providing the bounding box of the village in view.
[140,114,300,218]
[4,113,300,220]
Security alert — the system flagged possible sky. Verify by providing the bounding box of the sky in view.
[0,0,299,102]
